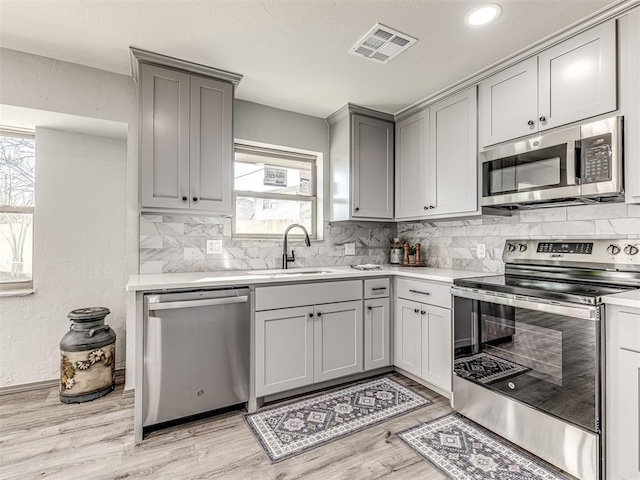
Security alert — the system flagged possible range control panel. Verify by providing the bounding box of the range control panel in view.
[536,242,593,254]
[504,239,639,268]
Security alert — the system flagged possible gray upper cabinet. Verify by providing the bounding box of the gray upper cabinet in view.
[328,105,394,222]
[395,108,429,219]
[395,86,478,221]
[478,57,538,147]
[133,49,242,214]
[480,20,616,148]
[140,64,191,210]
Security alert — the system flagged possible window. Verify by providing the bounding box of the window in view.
[0,131,35,291]
[233,145,316,239]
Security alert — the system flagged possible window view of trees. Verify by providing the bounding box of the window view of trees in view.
[0,133,35,286]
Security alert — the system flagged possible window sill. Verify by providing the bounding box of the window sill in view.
[0,289,35,298]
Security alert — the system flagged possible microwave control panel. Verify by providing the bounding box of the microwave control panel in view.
[581,133,612,184]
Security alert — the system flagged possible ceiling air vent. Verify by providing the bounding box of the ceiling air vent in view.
[348,24,417,64]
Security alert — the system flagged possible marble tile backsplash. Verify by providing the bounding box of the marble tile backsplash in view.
[397,203,640,273]
[140,216,397,274]
[140,203,639,274]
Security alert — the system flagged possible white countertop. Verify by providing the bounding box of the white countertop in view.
[603,289,640,309]
[126,265,494,292]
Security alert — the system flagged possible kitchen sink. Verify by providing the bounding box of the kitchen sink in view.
[248,269,335,277]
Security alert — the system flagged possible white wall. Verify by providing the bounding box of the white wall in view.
[0,48,137,388]
[0,129,128,387]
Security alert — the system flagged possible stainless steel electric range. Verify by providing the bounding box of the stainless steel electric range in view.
[451,238,640,480]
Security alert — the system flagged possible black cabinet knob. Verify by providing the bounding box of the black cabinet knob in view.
[355,207,359,212]
[367,306,372,310]
[527,120,535,126]
[539,116,547,122]
[424,206,428,210]
[182,196,188,202]
[317,312,322,317]
[309,313,314,318]
[193,197,198,202]
[414,308,419,313]
[429,205,435,209]
[421,311,426,315]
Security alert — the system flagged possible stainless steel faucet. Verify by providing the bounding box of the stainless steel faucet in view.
[282,224,311,269]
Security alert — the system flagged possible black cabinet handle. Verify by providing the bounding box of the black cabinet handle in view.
[527,120,534,126]
[193,197,198,202]
[424,206,428,210]
[429,205,435,209]
[317,312,322,317]
[182,196,188,202]
[367,306,372,310]
[414,308,419,313]
[308,313,314,318]
[539,116,547,122]
[355,207,360,212]
[421,311,426,315]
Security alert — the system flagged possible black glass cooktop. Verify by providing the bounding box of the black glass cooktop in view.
[454,275,632,305]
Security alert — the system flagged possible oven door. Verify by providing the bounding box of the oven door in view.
[481,126,580,206]
[451,288,601,433]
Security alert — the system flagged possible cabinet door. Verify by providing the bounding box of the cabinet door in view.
[189,75,233,213]
[364,298,391,371]
[394,298,422,377]
[255,306,314,397]
[395,109,429,219]
[479,57,538,147]
[140,64,191,209]
[420,304,452,392]
[314,300,363,383]
[428,87,478,217]
[538,21,616,131]
[617,348,640,479]
[352,115,394,219]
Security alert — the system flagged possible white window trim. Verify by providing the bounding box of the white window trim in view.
[0,129,35,292]
[232,143,319,240]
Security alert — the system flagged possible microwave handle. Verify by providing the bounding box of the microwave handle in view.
[567,140,580,186]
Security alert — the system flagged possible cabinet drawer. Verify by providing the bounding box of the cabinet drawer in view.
[364,278,390,299]
[396,278,451,309]
[618,310,640,353]
[255,280,362,311]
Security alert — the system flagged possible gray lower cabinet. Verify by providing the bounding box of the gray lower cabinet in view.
[313,300,363,383]
[606,305,640,479]
[137,58,238,214]
[255,306,314,397]
[254,280,364,397]
[364,297,391,371]
[395,278,453,394]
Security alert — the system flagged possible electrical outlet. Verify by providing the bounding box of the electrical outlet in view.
[344,243,356,256]
[206,240,223,255]
[477,243,486,259]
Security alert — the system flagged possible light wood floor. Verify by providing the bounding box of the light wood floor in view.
[0,373,571,480]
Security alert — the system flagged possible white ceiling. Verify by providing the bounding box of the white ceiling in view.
[0,0,620,118]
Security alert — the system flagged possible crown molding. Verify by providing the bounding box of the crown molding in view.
[129,47,243,86]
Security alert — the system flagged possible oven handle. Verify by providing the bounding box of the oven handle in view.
[451,287,598,320]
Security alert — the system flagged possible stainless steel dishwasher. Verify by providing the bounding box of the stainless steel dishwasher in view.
[143,288,250,428]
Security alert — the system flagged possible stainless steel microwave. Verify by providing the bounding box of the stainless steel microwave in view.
[481,116,623,209]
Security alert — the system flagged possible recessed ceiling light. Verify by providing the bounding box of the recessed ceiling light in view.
[465,4,502,27]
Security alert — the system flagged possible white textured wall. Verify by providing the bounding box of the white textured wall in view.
[0,129,127,387]
[0,48,138,388]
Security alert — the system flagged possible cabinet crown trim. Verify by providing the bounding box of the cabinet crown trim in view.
[326,103,395,125]
[130,47,243,86]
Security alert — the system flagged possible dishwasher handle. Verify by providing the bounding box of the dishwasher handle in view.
[148,295,249,312]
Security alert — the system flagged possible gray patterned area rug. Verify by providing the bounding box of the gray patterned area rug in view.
[245,376,432,463]
[454,352,531,385]
[398,413,570,480]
